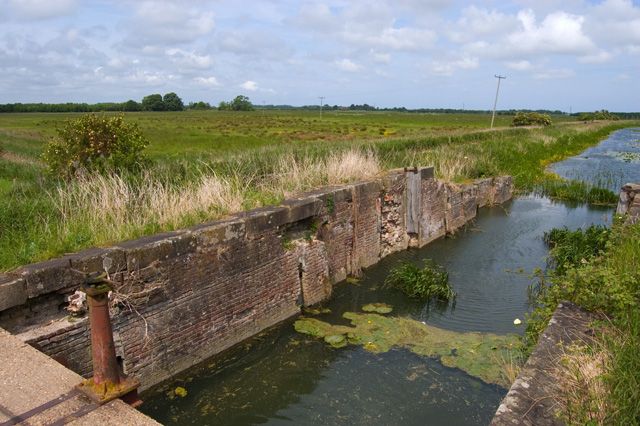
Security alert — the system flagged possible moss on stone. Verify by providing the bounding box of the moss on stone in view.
[294,312,520,387]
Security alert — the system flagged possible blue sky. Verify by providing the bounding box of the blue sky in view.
[0,0,638,111]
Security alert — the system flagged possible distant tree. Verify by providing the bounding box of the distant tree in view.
[163,92,184,111]
[188,101,212,110]
[218,101,230,110]
[123,100,141,111]
[141,94,165,111]
[230,95,254,111]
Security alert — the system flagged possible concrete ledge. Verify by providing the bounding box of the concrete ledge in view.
[0,274,26,311]
[491,302,598,426]
[0,327,158,425]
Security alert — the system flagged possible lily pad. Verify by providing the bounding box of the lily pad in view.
[303,307,332,315]
[362,303,393,314]
[324,334,347,348]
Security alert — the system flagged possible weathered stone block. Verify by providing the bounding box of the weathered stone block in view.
[0,275,27,311]
[418,177,446,246]
[461,183,478,222]
[281,197,322,224]
[296,239,331,306]
[474,178,493,208]
[117,231,192,271]
[193,217,246,250]
[20,257,80,298]
[445,183,467,233]
[70,246,126,275]
[491,176,514,205]
[381,171,408,257]
[237,206,289,236]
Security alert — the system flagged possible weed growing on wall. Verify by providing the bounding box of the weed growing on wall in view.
[384,260,455,301]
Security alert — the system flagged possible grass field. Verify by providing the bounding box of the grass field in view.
[0,110,636,271]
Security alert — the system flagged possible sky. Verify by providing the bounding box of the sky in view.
[0,0,638,111]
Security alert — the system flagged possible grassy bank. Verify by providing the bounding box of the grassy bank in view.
[0,111,637,271]
[525,218,640,424]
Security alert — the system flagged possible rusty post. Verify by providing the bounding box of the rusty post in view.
[76,272,141,407]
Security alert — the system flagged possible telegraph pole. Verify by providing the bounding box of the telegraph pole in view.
[490,75,506,129]
[318,96,325,118]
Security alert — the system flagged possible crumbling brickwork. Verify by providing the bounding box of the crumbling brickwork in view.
[0,170,514,390]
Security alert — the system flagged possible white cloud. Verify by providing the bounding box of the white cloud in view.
[586,0,640,48]
[335,58,361,72]
[430,56,479,76]
[343,27,436,51]
[506,60,533,70]
[371,50,391,64]
[507,10,595,55]
[5,0,77,20]
[166,49,213,69]
[533,68,575,79]
[128,1,215,46]
[578,50,612,63]
[194,76,220,87]
[450,6,519,43]
[240,80,258,91]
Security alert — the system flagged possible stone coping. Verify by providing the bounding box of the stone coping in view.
[491,302,598,426]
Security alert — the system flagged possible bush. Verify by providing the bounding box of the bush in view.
[384,260,455,301]
[578,110,620,121]
[512,112,552,127]
[42,113,149,178]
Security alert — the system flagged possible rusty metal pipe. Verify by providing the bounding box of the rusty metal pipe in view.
[76,273,141,407]
[86,288,121,385]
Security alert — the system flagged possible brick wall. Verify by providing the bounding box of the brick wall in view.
[0,169,513,390]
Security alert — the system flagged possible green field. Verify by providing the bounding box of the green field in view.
[0,110,635,271]
[0,110,523,161]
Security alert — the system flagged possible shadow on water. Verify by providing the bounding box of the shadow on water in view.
[142,195,612,426]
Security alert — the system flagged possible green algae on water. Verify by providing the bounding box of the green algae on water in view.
[324,334,348,348]
[362,303,393,314]
[294,312,520,388]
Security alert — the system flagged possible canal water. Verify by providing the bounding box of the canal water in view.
[141,128,636,425]
[549,127,640,191]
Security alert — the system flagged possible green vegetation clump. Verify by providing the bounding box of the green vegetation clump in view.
[218,95,255,111]
[579,110,620,121]
[361,303,393,314]
[512,112,552,127]
[543,225,610,274]
[525,220,640,423]
[294,312,520,387]
[384,260,455,301]
[42,113,149,178]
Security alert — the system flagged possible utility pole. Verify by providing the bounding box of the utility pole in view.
[318,96,325,118]
[490,75,506,129]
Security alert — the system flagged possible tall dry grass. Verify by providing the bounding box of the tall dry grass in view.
[51,149,381,245]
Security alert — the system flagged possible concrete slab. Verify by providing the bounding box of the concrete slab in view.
[0,327,158,425]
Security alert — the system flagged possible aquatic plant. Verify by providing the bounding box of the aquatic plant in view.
[294,312,520,387]
[384,260,455,301]
[361,303,393,314]
[543,225,610,274]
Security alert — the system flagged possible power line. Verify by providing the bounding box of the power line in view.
[490,75,506,129]
[318,96,325,118]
